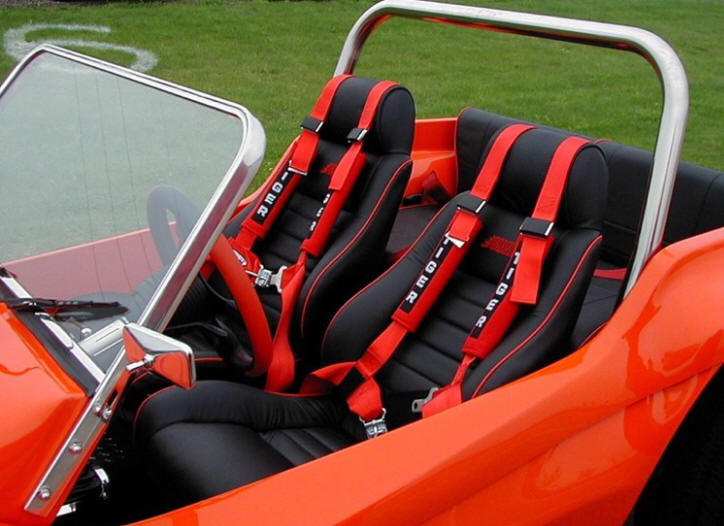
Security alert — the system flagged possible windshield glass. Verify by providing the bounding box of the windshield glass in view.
[0,50,254,370]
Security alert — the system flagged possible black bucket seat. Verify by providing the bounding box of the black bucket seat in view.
[134,125,608,506]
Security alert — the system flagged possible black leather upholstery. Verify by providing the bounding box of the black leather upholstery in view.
[178,77,415,372]
[390,107,724,349]
[135,122,607,506]
[325,128,606,399]
[135,381,358,503]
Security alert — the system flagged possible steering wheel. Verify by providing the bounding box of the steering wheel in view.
[145,184,266,374]
[146,184,201,266]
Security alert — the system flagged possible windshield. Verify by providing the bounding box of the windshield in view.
[0,48,262,372]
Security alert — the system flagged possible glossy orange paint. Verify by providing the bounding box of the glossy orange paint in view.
[0,304,88,526]
[135,227,724,526]
[408,118,458,197]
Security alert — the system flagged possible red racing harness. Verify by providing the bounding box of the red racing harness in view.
[301,125,592,437]
[212,75,400,391]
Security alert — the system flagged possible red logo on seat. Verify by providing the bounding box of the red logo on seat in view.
[320,163,337,176]
[481,235,516,257]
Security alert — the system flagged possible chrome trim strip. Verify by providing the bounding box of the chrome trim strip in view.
[25,348,127,515]
[335,0,689,296]
[3,46,266,517]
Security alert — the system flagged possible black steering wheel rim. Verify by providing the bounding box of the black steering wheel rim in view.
[146,184,202,266]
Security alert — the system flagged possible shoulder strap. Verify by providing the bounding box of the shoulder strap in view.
[510,135,591,303]
[422,135,592,417]
[264,80,400,392]
[232,74,350,258]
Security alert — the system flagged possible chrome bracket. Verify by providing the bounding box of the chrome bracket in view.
[411,386,439,413]
[360,408,388,439]
[253,265,286,293]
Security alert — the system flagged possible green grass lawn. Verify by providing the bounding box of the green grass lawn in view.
[1,0,722,189]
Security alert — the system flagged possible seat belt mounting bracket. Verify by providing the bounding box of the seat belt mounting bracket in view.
[346,127,368,143]
[457,194,486,217]
[520,216,554,238]
[250,265,287,293]
[411,386,439,414]
[360,408,388,439]
[300,115,324,133]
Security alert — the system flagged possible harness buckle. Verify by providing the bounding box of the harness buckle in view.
[457,194,486,217]
[360,408,387,439]
[300,115,324,133]
[252,265,287,293]
[411,387,439,413]
[347,127,368,143]
[520,217,554,238]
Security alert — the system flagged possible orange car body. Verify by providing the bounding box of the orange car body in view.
[1,117,722,525]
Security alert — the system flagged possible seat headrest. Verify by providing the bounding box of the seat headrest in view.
[470,122,608,231]
[319,76,415,155]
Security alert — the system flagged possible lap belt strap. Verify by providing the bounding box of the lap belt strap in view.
[301,124,536,437]
[422,135,592,417]
[264,80,399,391]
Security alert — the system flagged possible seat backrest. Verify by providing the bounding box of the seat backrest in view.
[224,76,416,355]
[322,125,607,414]
[456,107,724,267]
[596,142,724,265]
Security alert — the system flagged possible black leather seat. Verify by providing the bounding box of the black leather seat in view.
[388,107,724,350]
[167,77,416,377]
[134,126,608,506]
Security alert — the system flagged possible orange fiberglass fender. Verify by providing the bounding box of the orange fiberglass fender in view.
[136,227,724,526]
[0,305,89,526]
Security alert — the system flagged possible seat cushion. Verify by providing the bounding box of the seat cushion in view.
[135,381,358,506]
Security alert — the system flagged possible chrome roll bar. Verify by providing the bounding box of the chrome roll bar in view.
[335,0,689,296]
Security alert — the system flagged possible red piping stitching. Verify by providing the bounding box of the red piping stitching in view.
[132,385,176,435]
[320,202,450,356]
[399,202,441,211]
[300,160,413,337]
[452,108,462,194]
[131,371,150,385]
[472,235,603,397]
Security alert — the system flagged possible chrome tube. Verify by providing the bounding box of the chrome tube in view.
[336,0,689,296]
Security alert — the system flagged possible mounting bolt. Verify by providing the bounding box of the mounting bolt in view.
[38,486,51,501]
[100,406,113,422]
[68,440,83,454]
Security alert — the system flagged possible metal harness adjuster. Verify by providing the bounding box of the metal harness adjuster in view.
[247,265,287,293]
[360,408,388,439]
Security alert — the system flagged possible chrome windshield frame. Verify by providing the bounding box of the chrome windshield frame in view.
[0,45,266,517]
[334,0,689,297]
